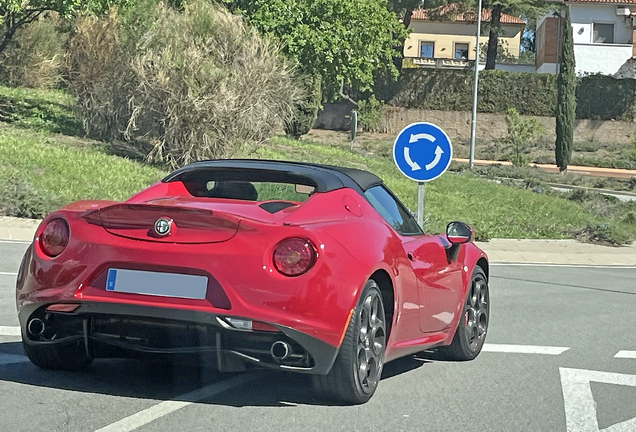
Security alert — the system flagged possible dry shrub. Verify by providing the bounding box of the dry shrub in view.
[65,10,135,142]
[0,15,65,89]
[66,1,302,167]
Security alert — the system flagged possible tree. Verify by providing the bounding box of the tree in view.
[223,0,409,99]
[555,6,576,172]
[387,0,421,71]
[284,74,322,139]
[387,0,422,29]
[484,2,503,70]
[482,0,549,69]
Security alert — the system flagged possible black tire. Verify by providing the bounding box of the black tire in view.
[437,267,489,361]
[313,280,387,404]
[22,339,92,371]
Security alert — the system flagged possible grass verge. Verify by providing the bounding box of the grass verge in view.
[0,124,166,218]
[0,85,634,243]
[251,137,636,242]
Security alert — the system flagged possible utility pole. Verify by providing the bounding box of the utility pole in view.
[469,0,483,170]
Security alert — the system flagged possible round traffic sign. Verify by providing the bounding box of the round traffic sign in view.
[393,122,453,182]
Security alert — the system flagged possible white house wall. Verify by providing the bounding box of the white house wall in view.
[571,22,592,44]
[569,4,634,44]
[570,4,635,75]
[573,43,633,74]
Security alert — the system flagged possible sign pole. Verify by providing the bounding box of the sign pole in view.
[417,182,424,228]
[469,0,483,170]
[350,110,358,151]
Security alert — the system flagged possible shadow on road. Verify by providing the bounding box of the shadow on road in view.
[0,341,433,407]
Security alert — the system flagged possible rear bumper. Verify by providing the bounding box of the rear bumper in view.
[20,213,364,350]
[19,301,339,375]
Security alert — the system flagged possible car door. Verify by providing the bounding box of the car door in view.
[404,235,464,333]
[363,185,462,334]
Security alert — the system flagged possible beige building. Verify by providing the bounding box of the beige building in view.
[404,8,526,68]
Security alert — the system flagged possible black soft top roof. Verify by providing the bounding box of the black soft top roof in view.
[162,159,384,193]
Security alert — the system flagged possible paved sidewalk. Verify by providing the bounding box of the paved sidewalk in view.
[476,239,636,266]
[454,158,636,179]
[1,216,635,266]
[0,216,40,242]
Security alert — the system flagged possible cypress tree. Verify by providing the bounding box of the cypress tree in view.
[555,6,576,172]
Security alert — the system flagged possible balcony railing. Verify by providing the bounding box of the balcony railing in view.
[408,57,473,69]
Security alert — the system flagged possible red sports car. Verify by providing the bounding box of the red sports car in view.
[16,159,489,404]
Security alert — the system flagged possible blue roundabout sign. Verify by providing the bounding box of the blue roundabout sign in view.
[393,122,453,182]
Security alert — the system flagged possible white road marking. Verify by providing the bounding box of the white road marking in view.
[615,350,636,359]
[0,353,28,366]
[0,326,21,336]
[0,272,18,276]
[491,263,636,269]
[560,367,636,432]
[95,373,256,432]
[482,343,570,355]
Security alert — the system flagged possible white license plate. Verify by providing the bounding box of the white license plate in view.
[106,269,208,300]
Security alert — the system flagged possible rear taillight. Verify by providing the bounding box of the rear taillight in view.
[273,238,316,277]
[39,218,69,257]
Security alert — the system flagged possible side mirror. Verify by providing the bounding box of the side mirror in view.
[446,221,474,244]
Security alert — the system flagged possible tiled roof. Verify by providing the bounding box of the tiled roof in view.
[412,7,526,25]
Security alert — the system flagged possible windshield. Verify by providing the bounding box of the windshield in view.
[201,180,313,202]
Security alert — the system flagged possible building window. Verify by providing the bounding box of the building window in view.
[593,23,614,44]
[454,43,469,60]
[420,42,434,58]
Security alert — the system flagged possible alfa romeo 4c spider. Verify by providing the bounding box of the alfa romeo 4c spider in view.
[16,159,489,404]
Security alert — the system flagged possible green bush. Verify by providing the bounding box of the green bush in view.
[66,1,302,167]
[0,177,62,218]
[357,95,387,132]
[497,108,545,167]
[0,15,65,89]
[571,223,632,245]
[284,75,321,139]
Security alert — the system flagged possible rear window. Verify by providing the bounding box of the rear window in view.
[187,180,315,202]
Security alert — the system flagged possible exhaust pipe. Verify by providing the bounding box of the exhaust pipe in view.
[27,318,45,336]
[271,341,292,361]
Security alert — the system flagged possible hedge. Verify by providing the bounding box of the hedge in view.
[576,75,636,122]
[377,69,636,121]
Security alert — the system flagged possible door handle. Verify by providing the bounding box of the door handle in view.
[407,252,415,261]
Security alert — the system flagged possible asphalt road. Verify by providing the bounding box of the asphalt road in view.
[1,240,635,432]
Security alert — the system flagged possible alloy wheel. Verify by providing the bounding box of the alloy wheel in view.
[464,275,489,352]
[356,291,386,393]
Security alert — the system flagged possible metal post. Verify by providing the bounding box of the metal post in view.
[417,182,425,228]
[469,0,483,170]
[350,110,358,151]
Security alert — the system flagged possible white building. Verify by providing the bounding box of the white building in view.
[536,1,636,75]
